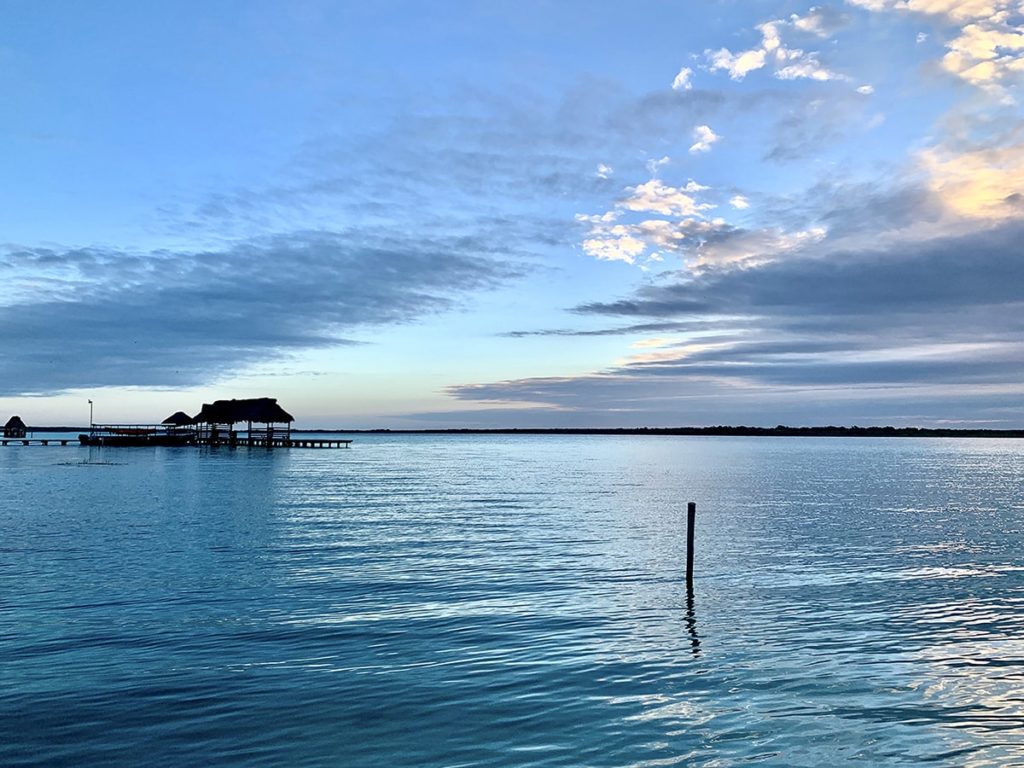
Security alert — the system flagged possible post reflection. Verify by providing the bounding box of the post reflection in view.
[685,582,701,657]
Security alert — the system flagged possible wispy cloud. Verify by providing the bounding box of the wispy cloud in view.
[689,124,721,153]
[0,231,522,395]
[671,66,693,91]
[791,6,851,37]
[452,222,1024,426]
[706,15,845,82]
[848,0,1024,97]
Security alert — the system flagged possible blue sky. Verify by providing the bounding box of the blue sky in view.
[2,0,1022,428]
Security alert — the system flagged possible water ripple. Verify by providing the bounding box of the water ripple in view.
[2,436,1024,766]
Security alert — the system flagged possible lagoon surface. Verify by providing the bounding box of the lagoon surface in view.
[2,435,1024,766]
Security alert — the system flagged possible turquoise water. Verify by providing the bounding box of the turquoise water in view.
[2,435,1024,766]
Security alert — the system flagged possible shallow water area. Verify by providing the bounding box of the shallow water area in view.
[2,435,1024,766]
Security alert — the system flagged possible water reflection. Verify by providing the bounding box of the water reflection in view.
[685,583,701,657]
[3,435,1024,767]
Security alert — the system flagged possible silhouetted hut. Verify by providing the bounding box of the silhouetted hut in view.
[192,398,294,445]
[4,415,27,438]
[161,411,194,427]
[161,411,194,437]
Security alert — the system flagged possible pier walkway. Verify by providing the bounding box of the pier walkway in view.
[1,438,74,446]
[1,437,352,449]
[227,436,352,449]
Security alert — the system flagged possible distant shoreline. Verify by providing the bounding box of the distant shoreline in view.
[312,426,1024,437]
[27,425,1024,438]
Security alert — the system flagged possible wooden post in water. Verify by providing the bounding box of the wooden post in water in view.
[686,502,696,586]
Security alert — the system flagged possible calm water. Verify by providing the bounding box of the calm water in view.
[2,435,1024,766]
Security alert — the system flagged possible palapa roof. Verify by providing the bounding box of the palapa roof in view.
[161,411,194,426]
[5,415,26,429]
[193,398,294,425]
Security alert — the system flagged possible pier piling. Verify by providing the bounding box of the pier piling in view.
[686,501,696,585]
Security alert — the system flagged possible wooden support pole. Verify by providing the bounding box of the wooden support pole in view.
[686,501,696,586]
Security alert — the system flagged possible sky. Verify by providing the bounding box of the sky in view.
[1,0,1023,428]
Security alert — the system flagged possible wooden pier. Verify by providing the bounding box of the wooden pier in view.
[3,399,352,450]
[227,436,352,449]
[1,436,351,449]
[0,438,74,446]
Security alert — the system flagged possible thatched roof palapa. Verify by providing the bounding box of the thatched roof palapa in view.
[161,411,194,426]
[193,398,294,425]
[4,415,27,438]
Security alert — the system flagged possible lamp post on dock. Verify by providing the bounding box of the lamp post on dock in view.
[88,399,93,428]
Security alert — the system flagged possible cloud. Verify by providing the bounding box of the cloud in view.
[708,46,768,80]
[499,319,732,338]
[856,84,875,94]
[169,82,817,265]
[580,224,649,264]
[689,124,721,153]
[846,0,1008,24]
[451,222,1024,426]
[575,221,1024,322]
[775,56,841,81]
[168,76,856,290]
[791,6,851,36]
[776,6,1024,226]
[848,0,1024,95]
[442,355,1024,426]
[691,225,827,269]
[645,155,672,174]
[576,146,832,271]
[706,15,844,82]
[920,142,1024,219]
[620,178,713,217]
[630,336,684,349]
[671,66,693,91]
[577,177,726,266]
[580,200,828,274]
[407,386,1024,428]
[942,18,1024,91]
[0,231,522,395]
[168,83,721,243]
[762,93,874,161]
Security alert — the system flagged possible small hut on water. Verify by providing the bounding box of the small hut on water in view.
[161,411,195,439]
[4,416,27,438]
[192,398,294,446]
[162,411,193,429]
